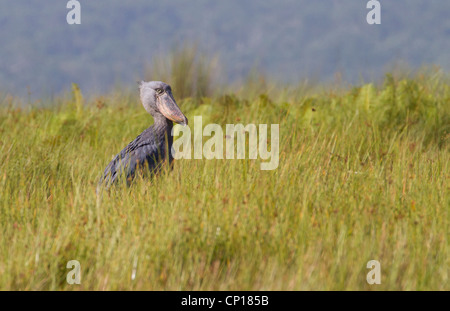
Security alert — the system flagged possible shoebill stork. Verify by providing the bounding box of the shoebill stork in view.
[98,81,188,189]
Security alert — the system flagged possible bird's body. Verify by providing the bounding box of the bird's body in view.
[100,118,173,186]
[98,81,187,189]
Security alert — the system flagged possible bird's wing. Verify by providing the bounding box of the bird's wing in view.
[98,130,163,186]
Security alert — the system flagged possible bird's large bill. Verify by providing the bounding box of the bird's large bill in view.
[157,93,188,126]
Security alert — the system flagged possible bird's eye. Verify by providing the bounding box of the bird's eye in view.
[155,88,164,95]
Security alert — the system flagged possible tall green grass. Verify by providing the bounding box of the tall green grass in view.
[0,67,448,290]
[144,44,220,99]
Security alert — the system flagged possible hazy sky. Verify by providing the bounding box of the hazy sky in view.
[0,1,448,98]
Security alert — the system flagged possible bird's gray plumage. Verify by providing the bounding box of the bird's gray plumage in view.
[97,81,187,190]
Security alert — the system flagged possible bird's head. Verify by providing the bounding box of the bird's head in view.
[138,81,188,126]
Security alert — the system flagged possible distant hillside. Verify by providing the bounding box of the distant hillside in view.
[0,0,449,97]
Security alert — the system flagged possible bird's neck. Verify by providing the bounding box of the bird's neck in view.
[153,115,173,133]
